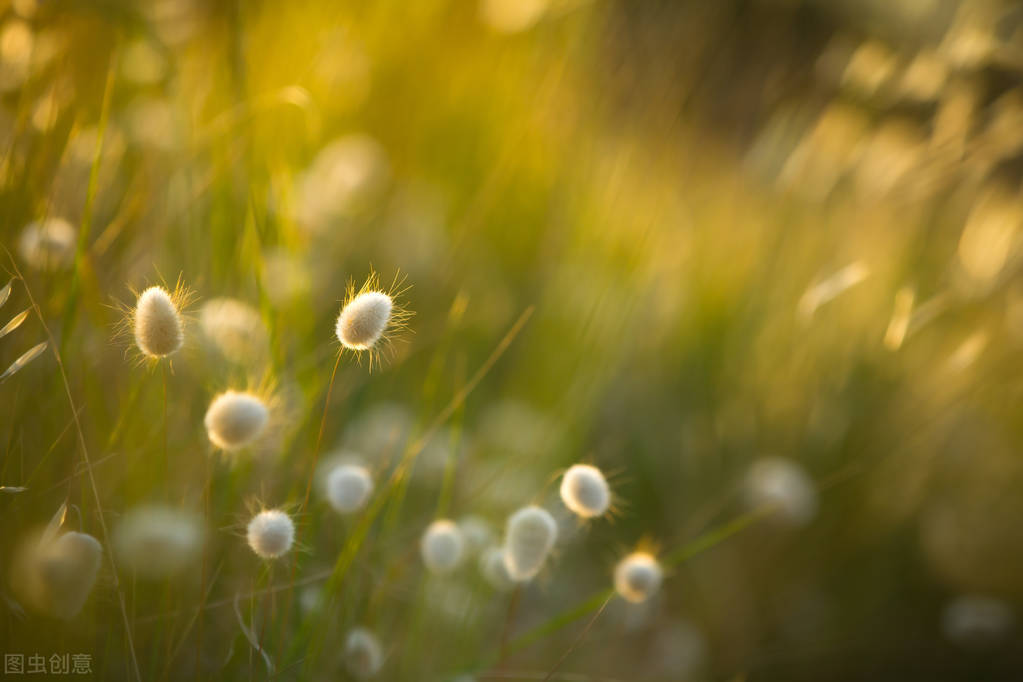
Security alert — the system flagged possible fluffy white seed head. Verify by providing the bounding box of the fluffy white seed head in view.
[336,291,393,350]
[344,626,384,679]
[204,390,269,451]
[942,595,1015,646]
[420,519,465,575]
[744,456,818,525]
[113,505,203,579]
[13,531,103,620]
[503,505,557,581]
[325,464,373,514]
[134,286,184,358]
[18,217,76,271]
[246,509,294,559]
[478,545,515,591]
[614,552,663,604]
[559,464,611,518]
[199,297,268,364]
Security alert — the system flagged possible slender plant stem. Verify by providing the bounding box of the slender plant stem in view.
[7,256,142,681]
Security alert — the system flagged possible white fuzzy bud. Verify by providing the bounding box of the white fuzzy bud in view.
[134,286,184,358]
[344,627,384,678]
[246,509,294,559]
[325,464,373,514]
[503,505,557,581]
[744,456,818,525]
[113,505,203,579]
[14,531,103,620]
[204,390,269,451]
[420,519,465,575]
[336,291,392,350]
[614,552,663,604]
[18,218,76,271]
[559,464,611,518]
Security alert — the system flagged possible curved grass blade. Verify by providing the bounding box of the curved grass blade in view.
[0,341,48,383]
[0,280,11,309]
[0,309,30,339]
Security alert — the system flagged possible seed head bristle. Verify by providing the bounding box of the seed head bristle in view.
[335,270,413,370]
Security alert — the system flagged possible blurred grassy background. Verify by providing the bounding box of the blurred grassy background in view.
[4,0,1023,679]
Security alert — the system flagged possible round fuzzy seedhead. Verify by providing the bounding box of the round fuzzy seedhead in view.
[614,552,663,604]
[479,546,515,591]
[559,464,611,519]
[19,531,103,620]
[199,297,268,364]
[325,464,373,514]
[204,391,269,451]
[344,627,384,679]
[336,291,393,350]
[744,456,818,526]
[503,505,557,581]
[18,217,76,271]
[420,520,465,575]
[134,286,184,358]
[113,505,203,579]
[246,509,294,559]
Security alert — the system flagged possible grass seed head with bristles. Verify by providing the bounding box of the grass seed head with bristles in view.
[11,530,103,620]
[18,217,76,271]
[503,505,558,581]
[134,286,184,358]
[204,390,270,451]
[198,297,269,365]
[335,271,413,369]
[743,456,818,526]
[115,275,195,366]
[325,463,374,514]
[559,464,612,519]
[344,626,384,679]
[614,551,663,604]
[246,508,295,559]
[420,519,465,575]
[112,505,203,580]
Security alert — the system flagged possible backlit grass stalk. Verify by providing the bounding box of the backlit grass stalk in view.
[6,254,141,682]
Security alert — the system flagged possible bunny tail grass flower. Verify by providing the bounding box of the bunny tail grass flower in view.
[118,276,195,365]
[113,505,203,579]
[11,530,103,620]
[246,509,295,559]
[335,271,413,369]
[344,626,384,679]
[503,505,557,581]
[325,463,374,514]
[204,390,270,451]
[559,464,612,519]
[614,551,663,604]
[420,519,465,575]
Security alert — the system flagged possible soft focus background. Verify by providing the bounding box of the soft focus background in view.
[3,0,1023,679]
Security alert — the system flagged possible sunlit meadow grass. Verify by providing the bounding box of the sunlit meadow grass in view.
[4,1,1023,681]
